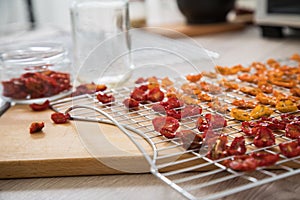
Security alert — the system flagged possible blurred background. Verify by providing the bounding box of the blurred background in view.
[0,0,255,35]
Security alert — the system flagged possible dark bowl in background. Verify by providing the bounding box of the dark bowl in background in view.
[177,0,236,24]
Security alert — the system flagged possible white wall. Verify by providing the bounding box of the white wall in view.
[0,0,29,35]
[0,0,71,35]
[33,0,71,30]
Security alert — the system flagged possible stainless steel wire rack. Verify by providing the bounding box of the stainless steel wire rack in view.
[51,66,300,199]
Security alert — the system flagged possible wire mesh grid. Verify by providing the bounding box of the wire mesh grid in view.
[51,63,300,199]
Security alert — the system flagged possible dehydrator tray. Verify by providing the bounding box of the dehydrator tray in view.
[50,56,300,200]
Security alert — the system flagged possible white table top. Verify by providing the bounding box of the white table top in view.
[1,25,300,200]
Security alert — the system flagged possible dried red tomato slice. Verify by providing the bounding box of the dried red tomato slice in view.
[176,130,203,150]
[227,136,246,156]
[279,141,300,158]
[207,135,228,160]
[152,97,184,114]
[2,79,27,99]
[130,87,147,102]
[147,87,164,102]
[253,126,275,148]
[123,98,139,110]
[49,71,72,92]
[164,97,184,109]
[29,122,45,133]
[166,109,181,120]
[135,77,147,84]
[196,114,227,133]
[152,116,179,139]
[223,155,258,171]
[23,74,49,98]
[266,119,286,131]
[137,85,148,91]
[71,83,106,96]
[3,71,71,99]
[205,114,227,129]
[82,83,106,92]
[181,105,202,118]
[152,103,166,114]
[241,121,258,136]
[203,129,220,140]
[51,112,70,124]
[280,114,299,123]
[166,105,202,120]
[258,117,286,130]
[285,123,300,139]
[152,103,165,113]
[196,117,209,132]
[250,152,279,167]
[97,93,115,104]
[29,100,50,111]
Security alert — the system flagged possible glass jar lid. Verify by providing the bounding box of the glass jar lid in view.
[1,42,66,67]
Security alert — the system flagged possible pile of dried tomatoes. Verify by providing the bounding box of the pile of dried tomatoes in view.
[2,70,71,99]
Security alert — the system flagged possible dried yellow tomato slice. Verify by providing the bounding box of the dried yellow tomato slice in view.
[197,92,212,102]
[186,73,202,82]
[238,74,258,84]
[202,71,217,79]
[258,81,273,94]
[181,83,201,95]
[181,95,199,105]
[240,86,261,96]
[208,98,228,113]
[290,87,300,97]
[269,76,296,88]
[219,78,239,90]
[250,105,273,119]
[232,99,256,109]
[290,53,300,62]
[230,108,251,121]
[276,99,298,113]
[267,58,281,68]
[215,65,243,76]
[148,77,160,89]
[161,77,174,89]
[256,93,276,106]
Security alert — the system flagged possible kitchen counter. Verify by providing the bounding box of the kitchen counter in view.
[1,25,300,200]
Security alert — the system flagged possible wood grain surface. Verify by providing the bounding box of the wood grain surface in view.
[0,104,153,178]
[148,22,246,38]
[0,173,299,200]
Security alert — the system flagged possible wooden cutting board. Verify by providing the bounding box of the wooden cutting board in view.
[0,105,151,178]
[0,105,207,178]
[147,22,246,38]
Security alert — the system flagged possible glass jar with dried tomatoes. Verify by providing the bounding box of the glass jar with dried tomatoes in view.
[0,42,72,104]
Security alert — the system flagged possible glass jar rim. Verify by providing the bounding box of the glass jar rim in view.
[1,42,67,67]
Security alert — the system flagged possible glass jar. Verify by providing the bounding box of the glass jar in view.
[70,0,133,87]
[0,42,72,104]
